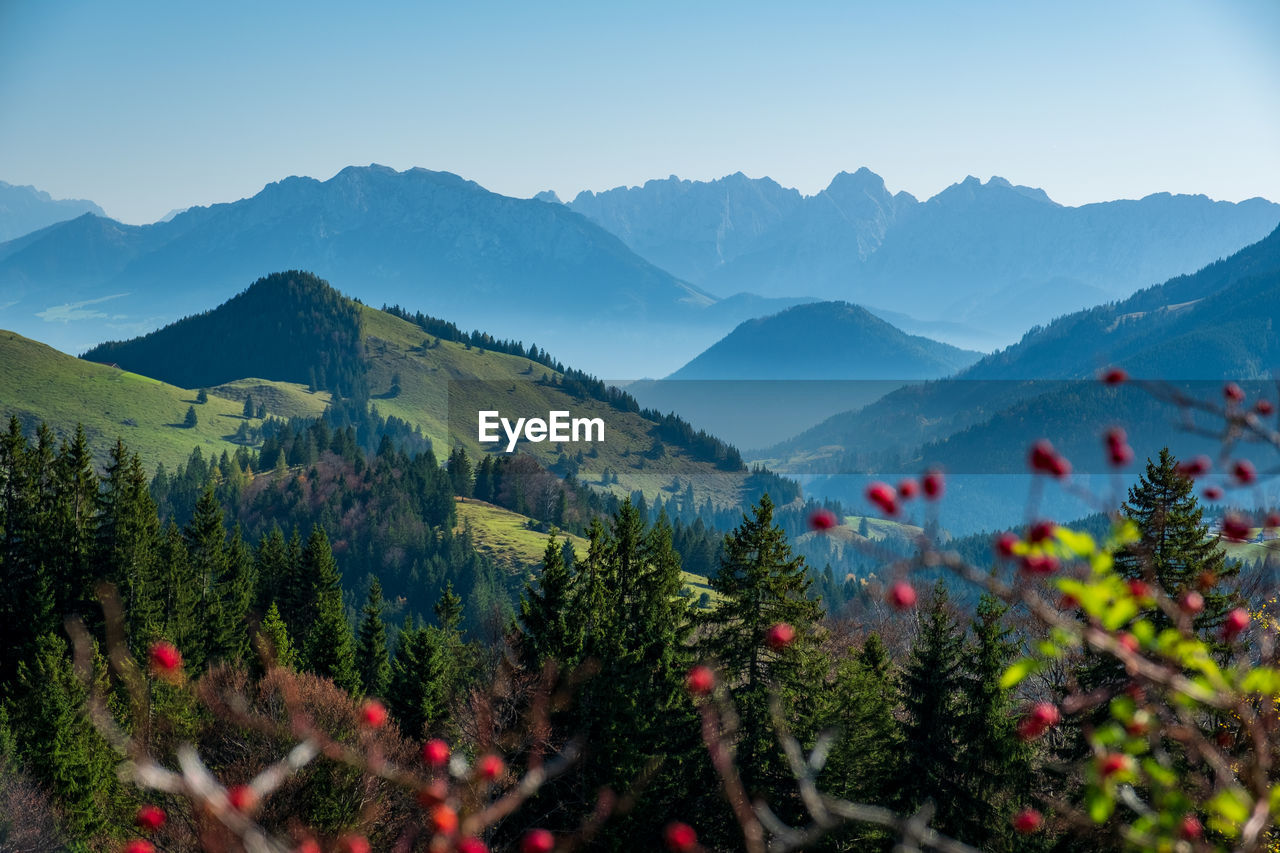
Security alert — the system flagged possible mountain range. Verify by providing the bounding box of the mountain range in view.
[756,223,1280,531]
[568,170,1280,349]
[0,180,104,243]
[2,165,1276,382]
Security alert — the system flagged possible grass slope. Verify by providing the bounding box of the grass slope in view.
[359,306,750,507]
[0,330,328,470]
[455,498,721,607]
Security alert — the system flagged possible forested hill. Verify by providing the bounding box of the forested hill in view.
[71,270,799,511]
[83,271,368,398]
[668,301,981,380]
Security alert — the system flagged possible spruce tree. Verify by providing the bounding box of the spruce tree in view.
[952,595,1033,850]
[824,633,899,803]
[518,534,581,672]
[1116,448,1236,633]
[897,580,967,837]
[184,485,227,659]
[300,526,359,693]
[387,615,450,738]
[255,602,297,670]
[184,405,198,427]
[11,633,124,840]
[698,494,824,799]
[356,577,391,696]
[243,393,255,419]
[448,446,473,498]
[210,525,255,663]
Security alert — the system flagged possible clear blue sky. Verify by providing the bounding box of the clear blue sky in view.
[2,0,1277,224]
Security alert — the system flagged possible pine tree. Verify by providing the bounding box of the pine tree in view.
[184,405,198,427]
[300,526,359,693]
[253,524,290,613]
[824,633,899,799]
[897,580,967,836]
[255,602,297,670]
[243,393,255,419]
[698,494,824,799]
[50,425,99,621]
[518,534,581,672]
[0,418,56,685]
[356,577,391,696]
[448,446,473,498]
[387,615,450,738]
[1116,448,1236,633]
[184,485,227,661]
[952,595,1032,850]
[196,389,208,404]
[11,633,124,840]
[210,525,255,663]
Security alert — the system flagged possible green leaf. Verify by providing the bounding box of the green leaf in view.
[1001,657,1040,689]
[1207,788,1250,837]
[1087,787,1115,823]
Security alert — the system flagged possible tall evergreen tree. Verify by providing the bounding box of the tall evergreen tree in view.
[518,534,581,672]
[356,577,391,696]
[387,615,450,739]
[953,595,1033,850]
[184,485,228,661]
[300,526,359,693]
[11,634,124,841]
[255,602,297,671]
[897,580,967,837]
[447,446,473,498]
[210,525,255,663]
[698,494,824,799]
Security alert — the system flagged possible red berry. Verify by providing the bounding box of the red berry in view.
[1017,703,1060,740]
[1202,486,1223,501]
[1028,520,1055,543]
[1019,554,1059,575]
[663,821,698,852]
[1127,579,1151,600]
[476,753,505,781]
[1231,459,1257,485]
[1180,590,1204,614]
[431,804,459,835]
[423,738,451,767]
[339,835,371,853]
[135,805,166,831]
[765,623,795,649]
[1059,593,1079,610]
[1222,513,1251,541]
[1181,815,1203,840]
[148,641,182,675]
[521,829,555,853]
[123,841,156,853]
[1224,382,1245,403]
[415,779,449,808]
[887,581,917,610]
[865,482,898,516]
[685,665,715,695]
[1223,608,1249,640]
[360,699,388,728]
[1177,455,1212,478]
[457,840,489,853]
[995,532,1019,559]
[897,478,919,500]
[807,508,838,532]
[1029,440,1070,478]
[1105,428,1133,467]
[1101,367,1128,386]
[921,469,944,500]
[1098,753,1131,778]
[1011,809,1043,833]
[1117,633,1139,653]
[1255,400,1274,416]
[294,840,322,853]
[227,785,256,813]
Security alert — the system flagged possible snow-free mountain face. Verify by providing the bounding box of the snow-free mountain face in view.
[569,171,1280,349]
[668,301,980,381]
[0,180,104,243]
[0,165,718,372]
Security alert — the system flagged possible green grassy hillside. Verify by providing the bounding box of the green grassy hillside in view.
[359,305,751,507]
[0,330,330,470]
[456,497,722,607]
